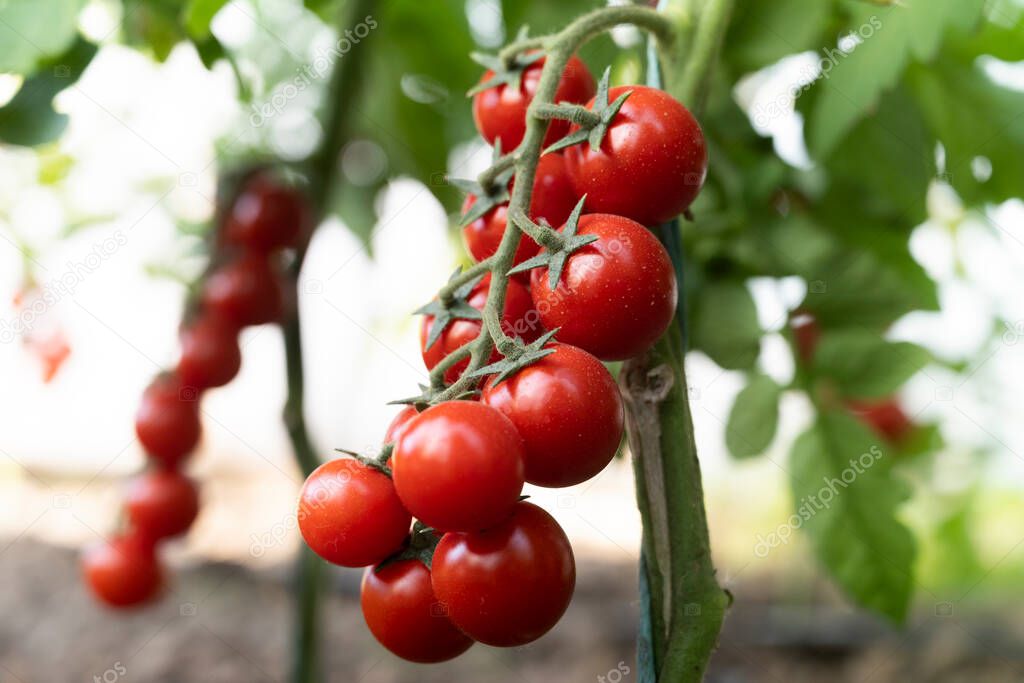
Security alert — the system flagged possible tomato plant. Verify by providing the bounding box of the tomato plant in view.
[391,401,525,531]
[360,559,474,663]
[482,343,623,487]
[431,502,575,646]
[298,458,411,568]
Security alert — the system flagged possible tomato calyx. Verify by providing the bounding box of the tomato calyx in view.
[507,197,596,289]
[389,383,480,408]
[415,268,486,350]
[468,328,558,385]
[376,522,441,571]
[544,68,631,154]
[467,48,545,97]
[452,143,518,226]
[335,445,394,477]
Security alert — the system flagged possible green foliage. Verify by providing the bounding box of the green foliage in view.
[725,373,780,459]
[790,411,916,623]
[0,0,87,75]
[0,38,96,146]
[690,280,761,370]
[812,330,931,399]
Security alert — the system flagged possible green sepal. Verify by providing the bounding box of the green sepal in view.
[544,67,631,155]
[414,268,485,350]
[388,384,436,410]
[334,445,393,477]
[453,142,517,226]
[467,329,559,385]
[507,197,597,289]
[467,49,545,97]
[375,522,441,571]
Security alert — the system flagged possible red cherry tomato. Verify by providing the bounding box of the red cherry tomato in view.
[177,315,242,389]
[222,173,308,252]
[135,374,201,466]
[847,397,913,443]
[420,274,541,384]
[790,311,820,364]
[392,401,524,532]
[82,533,162,608]
[201,253,284,327]
[361,559,474,663]
[482,344,623,487]
[384,406,418,445]
[529,214,677,361]
[565,85,707,226]
[473,53,596,150]
[462,153,578,271]
[298,458,411,568]
[125,468,200,541]
[431,502,575,646]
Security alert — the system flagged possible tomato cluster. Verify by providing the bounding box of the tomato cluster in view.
[297,53,706,664]
[83,172,308,608]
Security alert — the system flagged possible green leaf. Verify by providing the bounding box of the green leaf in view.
[909,60,1024,205]
[790,411,915,622]
[691,280,761,370]
[0,37,97,147]
[813,330,930,399]
[725,374,781,459]
[123,0,183,62]
[726,0,837,73]
[802,0,983,156]
[184,0,230,39]
[950,0,1024,61]
[0,0,87,75]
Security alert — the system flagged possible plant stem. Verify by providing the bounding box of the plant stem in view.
[433,5,674,403]
[283,1,376,682]
[620,0,736,680]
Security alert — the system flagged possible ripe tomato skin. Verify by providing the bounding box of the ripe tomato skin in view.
[177,315,242,390]
[201,253,284,327]
[847,397,913,444]
[473,54,596,150]
[482,344,623,487]
[384,406,419,445]
[82,533,162,608]
[125,469,200,541]
[462,154,578,270]
[135,374,201,466]
[392,401,524,532]
[790,311,820,364]
[529,214,677,361]
[298,458,411,568]
[222,174,308,252]
[420,274,541,384]
[361,559,474,663]
[431,502,575,646]
[565,86,707,226]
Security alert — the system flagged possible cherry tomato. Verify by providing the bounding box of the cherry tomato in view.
[201,253,284,327]
[431,502,575,646]
[462,153,578,271]
[564,85,707,226]
[482,344,623,487]
[177,315,242,389]
[847,397,913,444]
[298,458,411,568]
[790,311,820,364]
[222,173,308,252]
[529,214,677,361]
[82,533,162,608]
[384,406,418,445]
[125,468,200,541]
[361,559,474,663]
[473,53,596,150]
[135,373,201,466]
[420,274,541,384]
[392,401,524,531]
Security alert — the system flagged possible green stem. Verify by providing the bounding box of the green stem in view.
[438,258,493,302]
[508,206,565,250]
[285,1,376,682]
[531,102,602,127]
[477,154,518,191]
[433,5,674,403]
